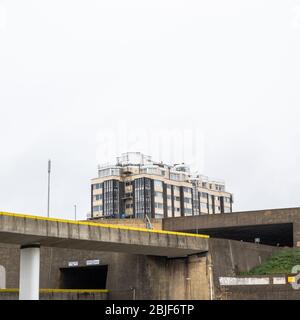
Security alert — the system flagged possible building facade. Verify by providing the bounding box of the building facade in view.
[90,152,233,219]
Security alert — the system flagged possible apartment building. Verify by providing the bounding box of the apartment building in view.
[91,152,233,219]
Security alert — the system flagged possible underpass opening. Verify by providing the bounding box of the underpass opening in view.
[186,223,293,247]
[60,265,108,289]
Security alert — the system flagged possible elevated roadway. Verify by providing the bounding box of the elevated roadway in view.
[163,207,300,247]
[0,211,209,300]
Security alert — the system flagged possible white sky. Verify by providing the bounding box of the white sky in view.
[0,1,300,220]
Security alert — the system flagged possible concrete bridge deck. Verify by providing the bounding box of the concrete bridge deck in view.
[0,212,209,258]
[163,207,300,247]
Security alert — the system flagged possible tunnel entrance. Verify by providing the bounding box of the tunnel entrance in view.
[60,265,108,289]
[186,223,294,247]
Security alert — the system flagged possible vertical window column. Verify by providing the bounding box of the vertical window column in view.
[163,182,168,218]
[179,187,184,217]
[171,185,175,218]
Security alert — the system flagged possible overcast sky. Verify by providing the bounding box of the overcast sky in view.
[0,1,300,220]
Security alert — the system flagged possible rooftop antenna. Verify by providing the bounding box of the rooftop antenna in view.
[47,159,51,218]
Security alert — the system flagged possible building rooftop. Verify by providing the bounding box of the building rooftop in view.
[96,152,226,189]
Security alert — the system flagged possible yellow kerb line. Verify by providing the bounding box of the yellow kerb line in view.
[0,289,109,293]
[0,211,209,239]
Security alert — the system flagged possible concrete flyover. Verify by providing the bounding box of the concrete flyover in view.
[0,211,209,258]
[163,207,300,247]
[0,211,209,300]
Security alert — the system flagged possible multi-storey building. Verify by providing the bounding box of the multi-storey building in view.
[91,152,233,219]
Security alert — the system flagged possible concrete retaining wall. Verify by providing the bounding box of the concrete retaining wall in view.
[0,243,210,300]
[208,238,284,299]
[220,285,300,300]
[1,238,297,300]
[208,238,280,278]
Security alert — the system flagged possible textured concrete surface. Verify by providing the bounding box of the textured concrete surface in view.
[0,290,108,300]
[220,285,300,300]
[0,239,298,300]
[0,212,208,258]
[1,209,299,300]
[0,244,210,300]
[208,238,284,299]
[209,238,280,278]
[163,207,300,247]
[88,218,163,230]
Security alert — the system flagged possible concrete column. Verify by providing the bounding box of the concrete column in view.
[19,244,40,300]
[0,265,6,289]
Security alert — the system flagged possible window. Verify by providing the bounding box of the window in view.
[154,191,163,197]
[200,203,208,210]
[155,203,163,209]
[175,196,180,202]
[99,168,121,178]
[154,180,163,188]
[125,181,132,186]
[193,200,199,207]
[111,168,121,176]
[93,206,100,212]
[183,187,191,193]
[95,194,102,201]
[93,183,101,190]
[174,186,180,193]
[134,178,152,219]
[225,197,231,203]
[170,173,180,181]
[144,167,164,176]
[102,180,120,217]
[184,208,193,216]
[98,169,109,178]
[184,197,191,204]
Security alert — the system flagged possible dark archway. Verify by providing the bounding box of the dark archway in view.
[60,265,108,289]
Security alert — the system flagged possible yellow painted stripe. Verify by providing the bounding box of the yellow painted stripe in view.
[40,289,109,293]
[0,289,109,293]
[0,289,19,293]
[0,211,209,239]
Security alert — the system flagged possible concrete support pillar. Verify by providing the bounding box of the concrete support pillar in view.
[0,265,6,289]
[293,222,300,248]
[19,244,40,300]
